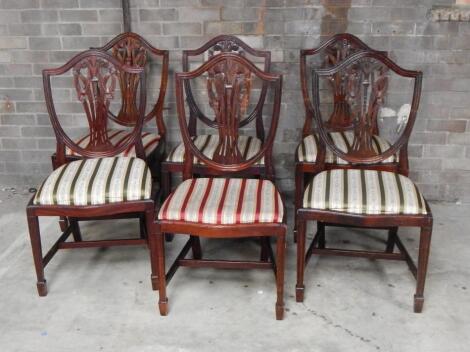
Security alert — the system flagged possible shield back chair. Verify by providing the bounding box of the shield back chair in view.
[150,53,286,319]
[295,33,391,241]
[295,50,433,313]
[27,50,158,296]
[161,35,272,203]
[51,32,169,180]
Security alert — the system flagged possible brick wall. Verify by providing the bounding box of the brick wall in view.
[0,0,469,202]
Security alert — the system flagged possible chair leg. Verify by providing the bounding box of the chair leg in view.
[70,218,82,242]
[296,217,306,302]
[414,225,432,313]
[190,235,202,259]
[59,216,69,232]
[317,222,326,249]
[260,237,269,262]
[27,214,47,296]
[275,233,285,320]
[156,232,168,316]
[146,211,159,291]
[386,227,397,253]
[161,168,174,243]
[293,166,304,243]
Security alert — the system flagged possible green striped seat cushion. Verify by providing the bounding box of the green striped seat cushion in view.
[297,131,398,164]
[33,157,152,206]
[66,129,160,158]
[166,134,264,165]
[159,178,283,224]
[303,169,427,215]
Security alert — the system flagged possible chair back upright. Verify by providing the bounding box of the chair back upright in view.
[43,50,147,167]
[301,33,387,136]
[311,51,422,172]
[175,52,282,179]
[183,35,271,141]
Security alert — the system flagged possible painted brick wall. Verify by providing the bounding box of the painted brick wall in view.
[0,0,469,202]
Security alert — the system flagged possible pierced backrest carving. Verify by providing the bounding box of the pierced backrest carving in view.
[175,53,282,178]
[96,32,169,136]
[301,33,387,135]
[183,35,271,140]
[43,50,147,166]
[311,51,422,167]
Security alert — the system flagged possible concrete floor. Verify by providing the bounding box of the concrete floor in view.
[0,187,469,352]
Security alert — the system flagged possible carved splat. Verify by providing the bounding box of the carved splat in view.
[111,37,148,124]
[323,39,365,130]
[73,56,118,152]
[344,58,388,158]
[206,58,252,164]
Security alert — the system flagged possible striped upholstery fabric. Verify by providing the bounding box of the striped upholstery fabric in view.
[297,131,398,164]
[158,178,283,224]
[33,157,152,206]
[166,134,264,165]
[303,169,427,215]
[66,129,160,157]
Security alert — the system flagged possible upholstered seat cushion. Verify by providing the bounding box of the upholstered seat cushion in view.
[33,157,152,206]
[66,129,160,157]
[297,131,398,164]
[303,169,427,215]
[166,134,264,165]
[159,178,283,224]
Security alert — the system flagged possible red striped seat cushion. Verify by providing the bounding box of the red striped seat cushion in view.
[158,178,284,224]
[66,129,160,157]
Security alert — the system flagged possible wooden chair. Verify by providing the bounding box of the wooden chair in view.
[150,53,286,319]
[295,51,433,313]
[161,35,272,203]
[51,32,169,180]
[295,33,393,240]
[27,50,158,296]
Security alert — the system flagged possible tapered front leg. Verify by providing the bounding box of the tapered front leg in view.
[146,211,159,291]
[414,225,432,313]
[27,213,47,296]
[296,217,306,302]
[275,233,286,320]
[156,232,168,316]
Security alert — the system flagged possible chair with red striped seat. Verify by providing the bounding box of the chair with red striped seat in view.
[150,53,286,319]
[161,35,272,205]
[27,50,158,296]
[296,51,433,313]
[51,32,169,180]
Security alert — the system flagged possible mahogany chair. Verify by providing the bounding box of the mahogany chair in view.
[295,33,393,241]
[150,53,286,319]
[161,35,272,202]
[51,32,169,180]
[27,50,158,296]
[295,51,433,313]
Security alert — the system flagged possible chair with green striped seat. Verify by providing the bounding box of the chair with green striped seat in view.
[26,50,158,297]
[294,34,397,242]
[295,50,433,313]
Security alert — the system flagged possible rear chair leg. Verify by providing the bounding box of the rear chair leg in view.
[317,222,326,249]
[414,225,432,313]
[190,235,202,260]
[275,233,286,320]
[161,168,174,243]
[260,237,269,262]
[27,214,47,296]
[70,218,82,242]
[296,218,306,302]
[293,166,304,243]
[386,227,397,253]
[146,211,159,291]
[59,216,69,232]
